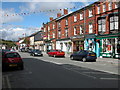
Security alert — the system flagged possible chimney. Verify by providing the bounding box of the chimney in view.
[57,13,61,17]
[64,9,68,15]
[50,17,53,21]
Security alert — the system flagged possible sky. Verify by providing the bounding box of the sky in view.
[0,0,98,41]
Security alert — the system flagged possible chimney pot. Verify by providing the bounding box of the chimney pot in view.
[57,13,61,17]
[64,9,68,15]
[50,17,53,21]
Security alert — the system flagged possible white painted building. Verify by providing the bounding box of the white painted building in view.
[56,40,72,53]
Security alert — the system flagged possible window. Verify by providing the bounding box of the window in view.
[115,2,118,8]
[48,26,50,31]
[65,19,68,25]
[89,9,93,17]
[103,4,106,12]
[80,26,83,34]
[108,2,112,10]
[58,31,61,38]
[97,6,100,14]
[58,22,61,28]
[80,13,83,20]
[110,15,118,30]
[44,27,46,32]
[48,34,50,40]
[53,33,55,38]
[74,27,77,35]
[74,15,77,22]
[53,24,55,29]
[89,23,93,33]
[98,18,106,33]
[65,29,68,37]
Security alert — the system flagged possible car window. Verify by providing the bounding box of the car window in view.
[5,53,20,58]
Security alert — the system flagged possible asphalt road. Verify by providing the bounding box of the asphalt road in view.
[2,52,119,88]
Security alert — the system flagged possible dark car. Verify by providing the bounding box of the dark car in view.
[47,49,65,57]
[20,48,25,52]
[70,50,97,62]
[2,51,24,70]
[27,49,33,53]
[30,49,43,56]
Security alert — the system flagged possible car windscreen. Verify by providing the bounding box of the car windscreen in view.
[5,53,20,58]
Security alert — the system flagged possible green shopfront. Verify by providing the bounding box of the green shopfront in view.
[96,33,120,59]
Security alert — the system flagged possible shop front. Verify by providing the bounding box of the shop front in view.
[70,35,84,52]
[56,38,72,53]
[96,33,120,59]
[84,34,96,53]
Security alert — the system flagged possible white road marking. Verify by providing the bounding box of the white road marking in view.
[6,76,11,89]
[100,78,120,80]
[63,67,97,79]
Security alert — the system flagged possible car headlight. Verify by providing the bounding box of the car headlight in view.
[35,53,38,54]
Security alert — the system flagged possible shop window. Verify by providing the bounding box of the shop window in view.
[117,38,120,53]
[103,39,107,52]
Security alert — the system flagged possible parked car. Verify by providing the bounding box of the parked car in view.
[47,49,65,57]
[27,49,33,53]
[2,51,24,71]
[30,49,43,56]
[20,48,25,52]
[70,50,97,62]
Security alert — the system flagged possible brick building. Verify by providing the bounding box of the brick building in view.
[42,0,119,58]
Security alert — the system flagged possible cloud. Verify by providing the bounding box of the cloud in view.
[0,27,39,41]
[19,2,75,18]
[0,8,24,24]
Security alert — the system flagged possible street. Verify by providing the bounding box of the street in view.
[2,52,119,88]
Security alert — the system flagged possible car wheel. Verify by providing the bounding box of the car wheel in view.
[82,58,87,62]
[33,54,35,56]
[19,64,24,70]
[70,56,74,60]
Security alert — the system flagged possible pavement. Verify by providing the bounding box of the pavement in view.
[65,53,120,66]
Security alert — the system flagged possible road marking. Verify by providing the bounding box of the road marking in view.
[100,78,120,80]
[3,75,11,89]
[63,67,97,79]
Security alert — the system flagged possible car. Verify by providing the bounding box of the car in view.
[2,51,24,71]
[30,49,43,56]
[20,48,25,52]
[47,49,65,57]
[70,50,97,62]
[27,49,33,53]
